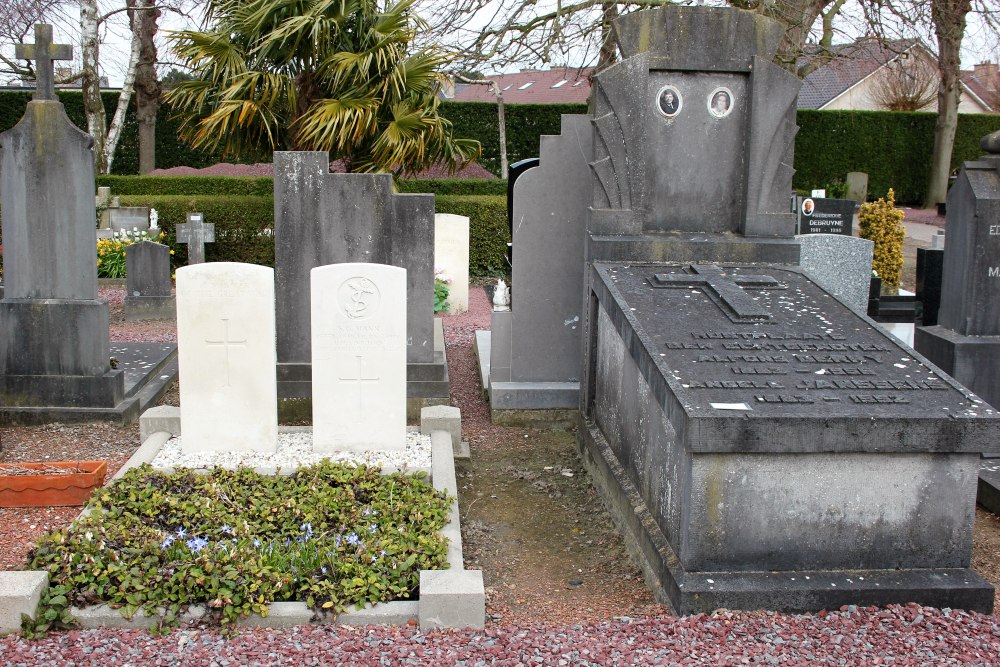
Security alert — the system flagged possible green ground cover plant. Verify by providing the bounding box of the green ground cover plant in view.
[24,462,450,635]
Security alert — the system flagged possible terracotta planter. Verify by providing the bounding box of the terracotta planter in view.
[0,461,107,507]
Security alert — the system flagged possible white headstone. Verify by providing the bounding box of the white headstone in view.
[176,263,278,454]
[433,213,470,314]
[311,263,407,451]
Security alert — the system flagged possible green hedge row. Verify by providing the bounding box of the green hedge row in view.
[101,175,506,197]
[4,91,1000,203]
[118,194,509,276]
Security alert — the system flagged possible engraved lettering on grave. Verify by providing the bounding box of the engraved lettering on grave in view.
[339,277,380,320]
[339,355,379,415]
[205,318,247,387]
[990,267,1000,278]
[650,265,785,323]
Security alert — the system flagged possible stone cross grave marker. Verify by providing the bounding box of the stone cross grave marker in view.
[176,212,215,265]
[15,24,72,101]
[650,264,785,323]
[176,262,277,454]
[311,263,406,452]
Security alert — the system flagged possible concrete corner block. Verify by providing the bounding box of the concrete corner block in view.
[139,404,181,442]
[418,569,485,631]
[0,571,48,635]
[238,602,312,628]
[420,405,461,449]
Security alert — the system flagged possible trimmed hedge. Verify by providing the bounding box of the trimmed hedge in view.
[117,193,509,276]
[102,175,505,197]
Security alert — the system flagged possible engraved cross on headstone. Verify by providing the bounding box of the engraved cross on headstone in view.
[650,264,784,322]
[176,212,216,265]
[15,25,73,101]
[339,355,380,415]
[205,318,247,387]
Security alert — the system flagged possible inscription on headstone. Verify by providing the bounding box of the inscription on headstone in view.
[796,197,855,235]
[311,263,406,452]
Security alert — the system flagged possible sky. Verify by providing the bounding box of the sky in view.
[5,0,998,88]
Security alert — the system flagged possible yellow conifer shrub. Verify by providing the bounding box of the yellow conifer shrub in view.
[858,188,905,290]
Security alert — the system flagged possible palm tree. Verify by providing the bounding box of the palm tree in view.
[164,0,480,175]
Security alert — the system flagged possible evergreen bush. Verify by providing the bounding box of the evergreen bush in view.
[858,188,906,290]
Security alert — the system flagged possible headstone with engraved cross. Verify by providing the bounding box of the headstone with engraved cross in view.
[311,263,407,452]
[1,24,132,414]
[176,212,215,265]
[176,262,277,453]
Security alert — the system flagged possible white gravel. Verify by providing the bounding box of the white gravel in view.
[150,428,432,472]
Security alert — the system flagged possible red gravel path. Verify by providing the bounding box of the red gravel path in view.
[2,604,998,664]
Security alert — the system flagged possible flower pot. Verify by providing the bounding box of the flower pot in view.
[0,461,107,507]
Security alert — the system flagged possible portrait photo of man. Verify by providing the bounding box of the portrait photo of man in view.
[656,85,682,118]
[708,88,733,118]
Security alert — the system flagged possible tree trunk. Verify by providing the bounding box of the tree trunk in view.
[925,0,971,209]
[493,84,508,179]
[131,0,161,174]
[597,3,619,73]
[80,0,107,174]
[104,19,141,174]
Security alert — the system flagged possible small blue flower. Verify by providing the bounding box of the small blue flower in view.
[253,538,262,548]
[161,534,175,549]
[345,532,360,546]
[368,524,377,534]
[221,524,234,536]
[371,555,377,562]
[363,508,372,516]
[186,537,208,553]
[380,549,387,557]
[321,566,328,574]
[334,535,342,547]
[176,527,187,538]
[300,522,313,537]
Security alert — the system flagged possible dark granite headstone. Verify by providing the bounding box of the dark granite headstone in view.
[125,241,175,321]
[796,197,855,235]
[487,116,592,413]
[915,247,943,326]
[176,212,215,265]
[108,207,150,235]
[582,261,996,613]
[0,25,176,423]
[272,152,446,412]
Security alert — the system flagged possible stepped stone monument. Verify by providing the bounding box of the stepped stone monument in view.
[0,24,176,423]
[273,152,448,418]
[571,6,997,614]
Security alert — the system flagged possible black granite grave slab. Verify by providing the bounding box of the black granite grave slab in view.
[796,197,854,235]
[578,261,997,613]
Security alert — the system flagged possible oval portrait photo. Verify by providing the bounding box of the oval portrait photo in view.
[801,198,815,216]
[656,85,682,118]
[708,87,733,118]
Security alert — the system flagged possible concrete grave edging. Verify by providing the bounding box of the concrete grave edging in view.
[0,406,483,634]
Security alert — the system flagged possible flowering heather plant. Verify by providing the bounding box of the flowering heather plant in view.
[96,227,167,279]
[23,462,450,636]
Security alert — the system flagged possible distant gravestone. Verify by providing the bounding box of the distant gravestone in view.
[433,213,470,314]
[846,172,869,206]
[796,233,873,311]
[125,241,175,321]
[311,263,406,452]
[108,207,150,235]
[0,24,126,412]
[176,212,215,265]
[796,197,855,235]
[176,263,277,453]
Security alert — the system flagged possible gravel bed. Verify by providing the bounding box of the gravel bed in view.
[2,604,999,664]
[150,430,432,471]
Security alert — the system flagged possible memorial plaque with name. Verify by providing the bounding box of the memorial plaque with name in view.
[594,263,997,447]
[796,197,854,236]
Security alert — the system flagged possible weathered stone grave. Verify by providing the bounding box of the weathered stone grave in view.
[312,263,406,451]
[108,207,151,235]
[273,152,447,418]
[570,6,997,614]
[434,214,470,314]
[176,262,277,453]
[176,212,215,265]
[125,241,175,321]
[846,171,869,205]
[0,24,175,423]
[796,233,873,311]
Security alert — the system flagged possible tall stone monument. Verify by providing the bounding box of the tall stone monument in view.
[574,7,997,615]
[273,152,448,418]
[0,25,176,423]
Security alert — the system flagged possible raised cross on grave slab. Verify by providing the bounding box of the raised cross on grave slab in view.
[339,355,380,416]
[650,264,785,323]
[16,25,73,101]
[176,212,215,265]
[205,318,247,387]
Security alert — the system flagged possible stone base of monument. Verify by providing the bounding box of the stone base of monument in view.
[578,263,998,614]
[124,295,176,322]
[277,318,450,422]
[0,406,483,633]
[0,341,177,425]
